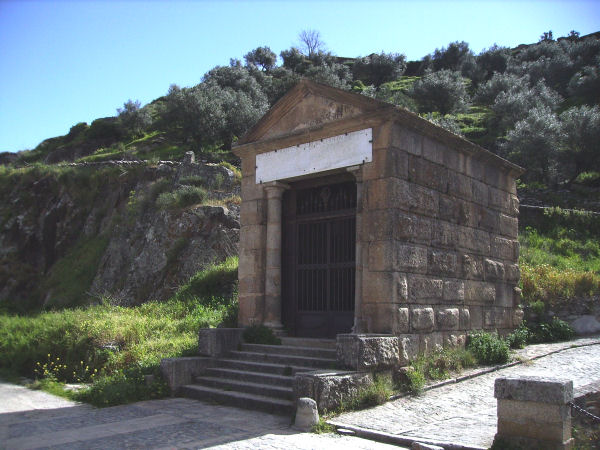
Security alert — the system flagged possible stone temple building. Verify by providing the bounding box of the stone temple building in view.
[232,79,523,356]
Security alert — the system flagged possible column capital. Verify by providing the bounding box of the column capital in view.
[346,165,363,183]
[263,181,290,197]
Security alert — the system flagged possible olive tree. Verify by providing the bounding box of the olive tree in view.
[352,52,406,87]
[491,79,561,130]
[244,46,278,73]
[410,69,470,115]
[559,105,600,183]
[502,106,562,183]
[117,99,152,137]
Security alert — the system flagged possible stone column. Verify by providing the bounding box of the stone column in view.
[347,166,364,334]
[494,376,574,449]
[263,182,289,329]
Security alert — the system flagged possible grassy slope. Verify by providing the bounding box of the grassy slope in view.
[0,257,238,406]
[519,208,600,309]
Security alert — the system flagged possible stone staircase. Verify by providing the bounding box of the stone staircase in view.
[179,337,337,415]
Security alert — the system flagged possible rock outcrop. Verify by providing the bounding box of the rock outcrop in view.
[0,159,240,312]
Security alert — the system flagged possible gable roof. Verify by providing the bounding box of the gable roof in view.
[234,79,523,175]
[236,79,394,145]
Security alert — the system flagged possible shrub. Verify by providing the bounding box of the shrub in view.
[242,325,281,345]
[403,368,425,395]
[506,323,530,349]
[528,317,575,343]
[467,331,510,365]
[521,263,600,308]
[156,186,207,210]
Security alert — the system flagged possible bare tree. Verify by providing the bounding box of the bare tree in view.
[298,29,325,57]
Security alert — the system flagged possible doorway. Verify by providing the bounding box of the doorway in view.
[282,176,356,338]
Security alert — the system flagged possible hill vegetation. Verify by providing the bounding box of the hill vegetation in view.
[2,30,597,192]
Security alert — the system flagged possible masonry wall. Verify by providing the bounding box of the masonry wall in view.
[358,121,522,354]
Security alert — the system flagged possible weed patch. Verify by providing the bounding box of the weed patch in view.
[467,331,510,365]
[312,417,335,434]
[156,185,207,210]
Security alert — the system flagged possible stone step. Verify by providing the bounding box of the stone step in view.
[280,337,337,350]
[217,358,316,375]
[194,376,294,400]
[203,367,295,387]
[240,343,337,359]
[227,351,336,369]
[180,384,294,415]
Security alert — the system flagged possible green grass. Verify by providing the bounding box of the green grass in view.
[0,258,239,406]
[382,76,421,93]
[40,235,110,309]
[518,209,600,310]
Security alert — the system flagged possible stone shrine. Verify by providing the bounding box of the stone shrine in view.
[232,79,523,364]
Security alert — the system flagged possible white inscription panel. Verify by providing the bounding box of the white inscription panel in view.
[255,128,372,183]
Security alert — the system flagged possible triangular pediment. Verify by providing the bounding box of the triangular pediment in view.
[237,79,391,145]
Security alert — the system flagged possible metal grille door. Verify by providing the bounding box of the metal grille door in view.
[283,180,356,338]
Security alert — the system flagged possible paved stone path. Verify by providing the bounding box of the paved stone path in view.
[331,336,600,449]
[0,385,401,450]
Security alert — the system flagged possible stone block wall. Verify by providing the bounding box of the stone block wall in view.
[358,121,522,348]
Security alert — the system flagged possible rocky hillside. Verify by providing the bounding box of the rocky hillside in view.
[0,155,240,313]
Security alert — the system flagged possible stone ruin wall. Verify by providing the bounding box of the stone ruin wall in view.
[357,120,522,357]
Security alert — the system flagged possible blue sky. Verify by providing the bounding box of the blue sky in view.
[1,0,599,153]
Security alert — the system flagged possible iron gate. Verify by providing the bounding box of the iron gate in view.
[282,179,356,338]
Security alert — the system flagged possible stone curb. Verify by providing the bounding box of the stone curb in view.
[388,337,600,401]
[327,337,600,449]
[328,423,487,450]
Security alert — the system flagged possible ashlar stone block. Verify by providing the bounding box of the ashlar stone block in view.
[410,307,435,332]
[448,172,472,199]
[366,177,410,210]
[484,258,505,281]
[422,136,445,165]
[443,280,465,302]
[491,236,518,261]
[436,308,460,330]
[419,331,444,354]
[464,280,495,304]
[429,250,458,277]
[395,243,428,274]
[505,263,521,283]
[471,178,488,206]
[408,275,443,302]
[408,183,439,217]
[499,213,519,238]
[391,126,423,155]
[461,254,483,280]
[362,271,408,304]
